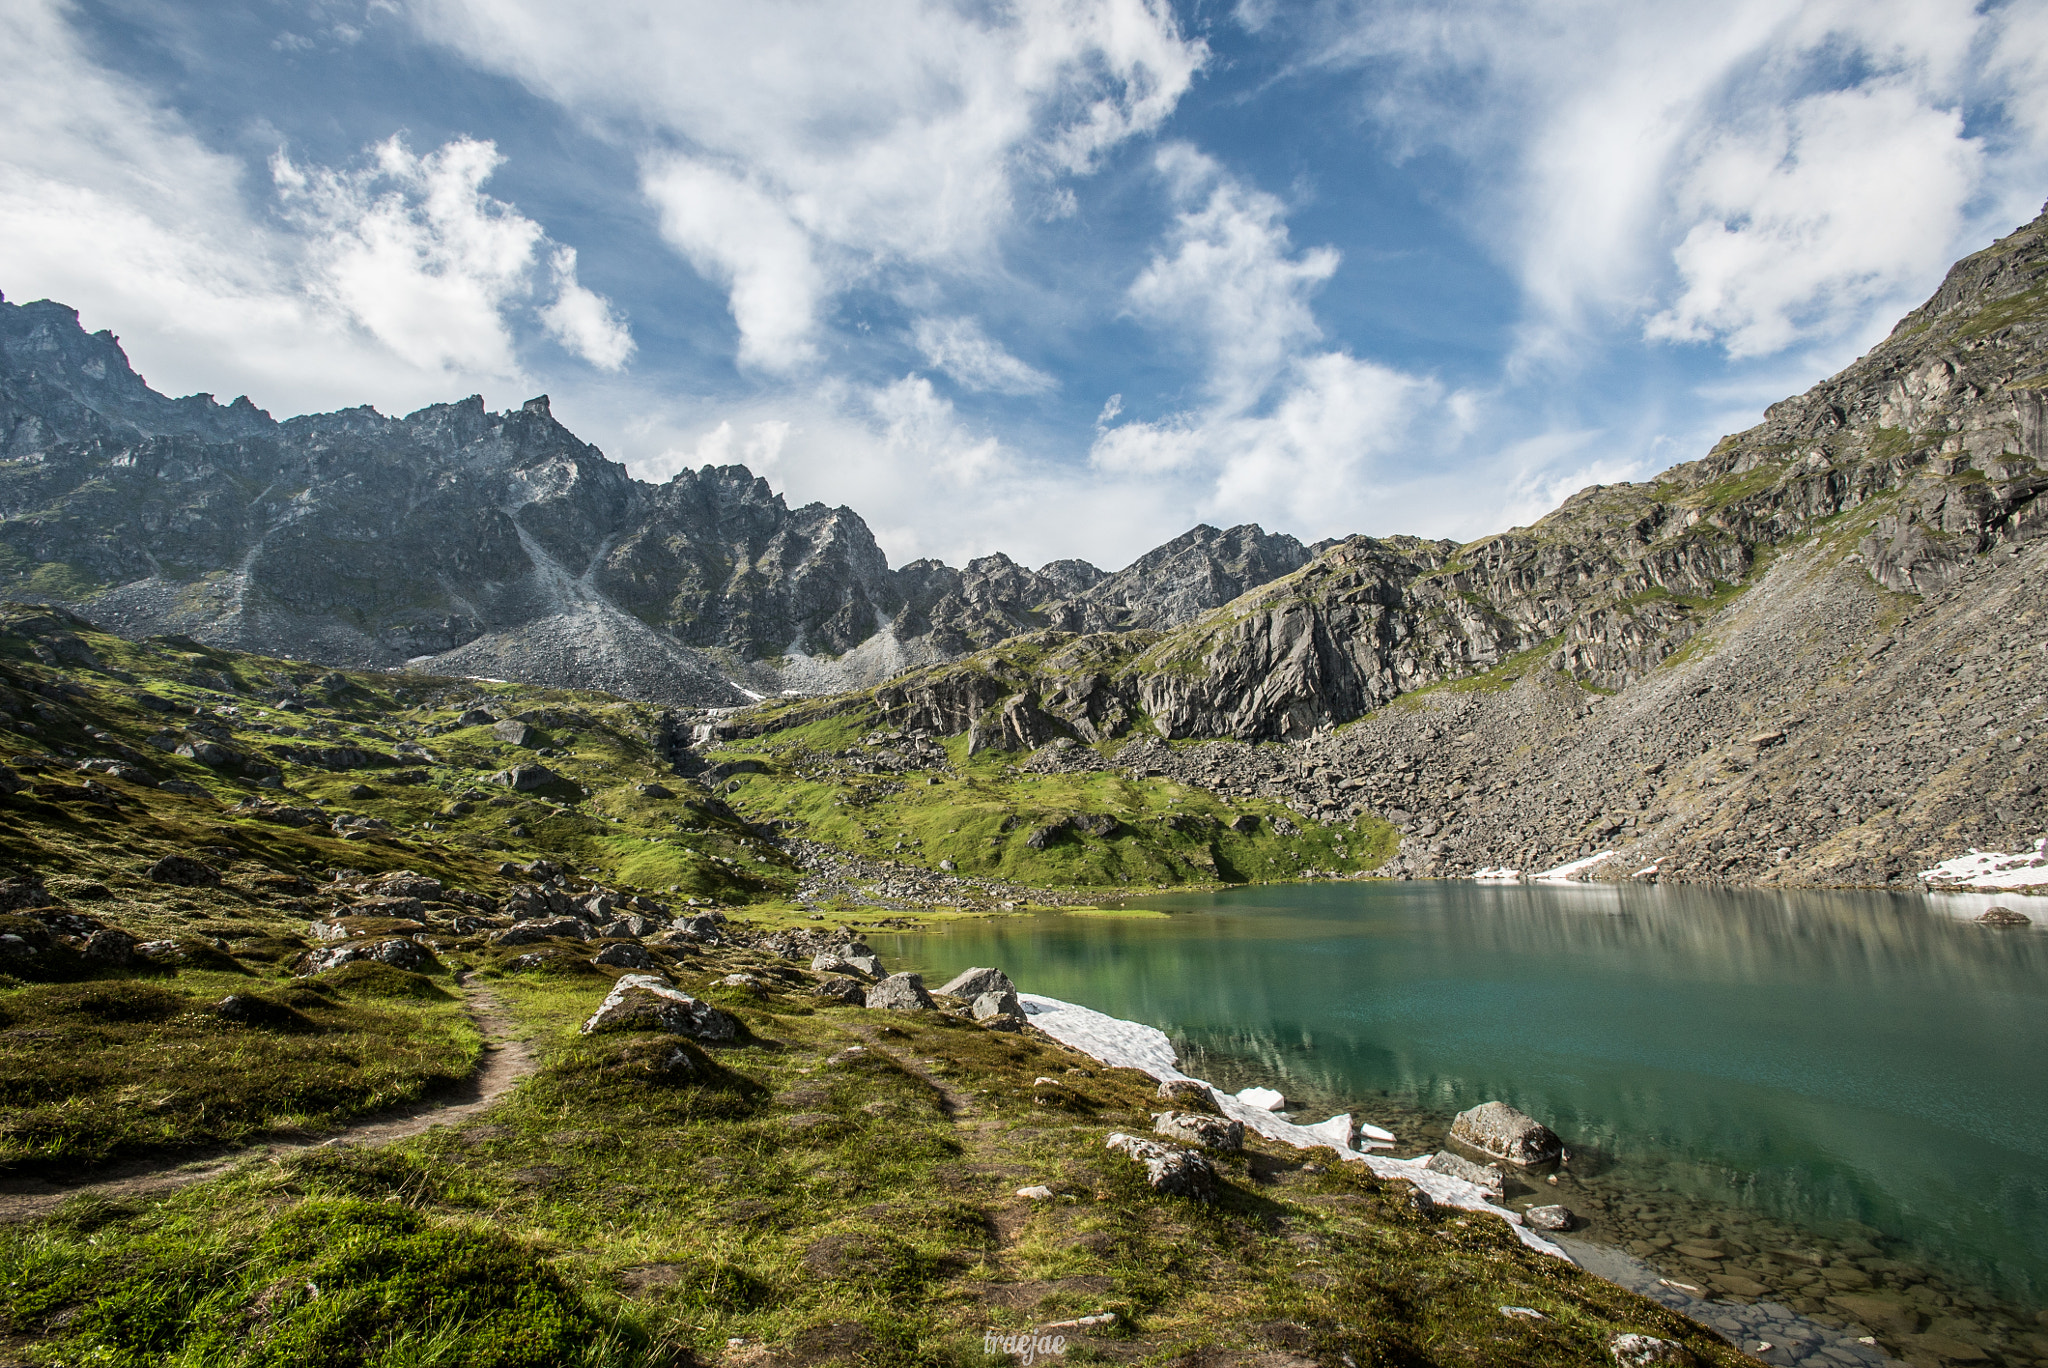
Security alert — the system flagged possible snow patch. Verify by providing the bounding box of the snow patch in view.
[1235,1086,1286,1111]
[1470,867,1522,883]
[1014,992,1565,1257]
[1531,851,1617,883]
[1920,840,2048,891]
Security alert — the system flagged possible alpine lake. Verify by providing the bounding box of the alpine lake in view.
[880,880,2048,1366]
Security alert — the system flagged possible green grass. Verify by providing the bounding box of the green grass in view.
[707,725,1397,888]
[0,967,477,1172]
[0,957,1755,1368]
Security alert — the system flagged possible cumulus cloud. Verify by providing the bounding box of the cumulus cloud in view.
[1645,80,1981,357]
[409,0,1207,368]
[912,316,1055,395]
[1127,145,1339,410]
[1312,0,2042,364]
[1091,155,1453,539]
[539,247,634,371]
[642,155,825,373]
[0,0,626,415]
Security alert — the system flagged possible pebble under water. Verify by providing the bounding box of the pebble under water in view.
[885,881,2048,1368]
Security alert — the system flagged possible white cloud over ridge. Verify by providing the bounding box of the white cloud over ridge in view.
[410,0,1208,370]
[1314,0,2048,368]
[0,0,628,416]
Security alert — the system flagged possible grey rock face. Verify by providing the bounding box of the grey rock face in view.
[581,973,735,1040]
[1608,1333,1690,1366]
[1,300,1309,706]
[1105,1131,1216,1199]
[864,972,934,1011]
[489,764,561,792]
[1151,1111,1245,1152]
[937,966,1014,998]
[813,976,867,1004]
[1450,1101,1562,1167]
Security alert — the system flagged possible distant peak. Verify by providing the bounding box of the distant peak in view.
[522,395,551,417]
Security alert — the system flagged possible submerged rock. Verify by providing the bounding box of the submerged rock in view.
[1426,1150,1507,1196]
[1524,1204,1574,1231]
[1450,1100,1562,1166]
[1977,905,2032,926]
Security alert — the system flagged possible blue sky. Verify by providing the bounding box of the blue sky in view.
[5,0,2046,570]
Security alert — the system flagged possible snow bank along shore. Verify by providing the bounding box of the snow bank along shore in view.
[1014,992,1566,1257]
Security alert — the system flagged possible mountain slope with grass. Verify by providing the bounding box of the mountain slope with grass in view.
[0,607,1762,1368]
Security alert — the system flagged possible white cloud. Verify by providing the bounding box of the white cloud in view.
[0,0,627,416]
[538,246,634,371]
[409,0,1208,366]
[1127,145,1339,410]
[1315,0,2042,365]
[641,155,825,373]
[912,316,1055,395]
[1645,80,1981,357]
[275,135,545,377]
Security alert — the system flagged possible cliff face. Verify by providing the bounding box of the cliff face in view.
[0,298,1303,703]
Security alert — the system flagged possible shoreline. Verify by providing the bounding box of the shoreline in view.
[1003,985,1968,1368]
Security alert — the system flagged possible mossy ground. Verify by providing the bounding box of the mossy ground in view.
[0,966,475,1173]
[2,942,1753,1368]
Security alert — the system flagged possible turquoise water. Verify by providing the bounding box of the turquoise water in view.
[880,881,2048,1308]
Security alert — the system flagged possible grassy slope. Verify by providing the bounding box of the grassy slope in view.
[706,709,1399,888]
[3,952,1752,1368]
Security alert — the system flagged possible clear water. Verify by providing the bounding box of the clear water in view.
[879,881,2048,1310]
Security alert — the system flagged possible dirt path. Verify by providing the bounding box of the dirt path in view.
[0,985,535,1224]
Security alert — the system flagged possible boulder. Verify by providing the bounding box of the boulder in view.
[1152,1111,1244,1152]
[638,783,674,799]
[813,976,868,1004]
[1977,905,2032,926]
[938,966,1015,998]
[1524,1204,1574,1231]
[146,854,220,887]
[865,973,935,1011]
[1156,1079,1221,1114]
[369,873,443,901]
[582,973,736,1041]
[979,1011,1026,1032]
[488,764,561,792]
[599,915,664,939]
[1608,1334,1690,1366]
[1450,1101,1562,1166]
[1105,1132,1215,1200]
[80,927,139,964]
[490,918,590,946]
[813,951,885,981]
[299,936,435,975]
[1426,1150,1506,1196]
[971,989,1022,1020]
[457,709,495,727]
[594,942,653,970]
[492,719,535,746]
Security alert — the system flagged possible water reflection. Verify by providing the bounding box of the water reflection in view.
[882,882,2048,1307]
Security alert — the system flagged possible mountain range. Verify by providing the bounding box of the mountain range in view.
[6,201,2048,888]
